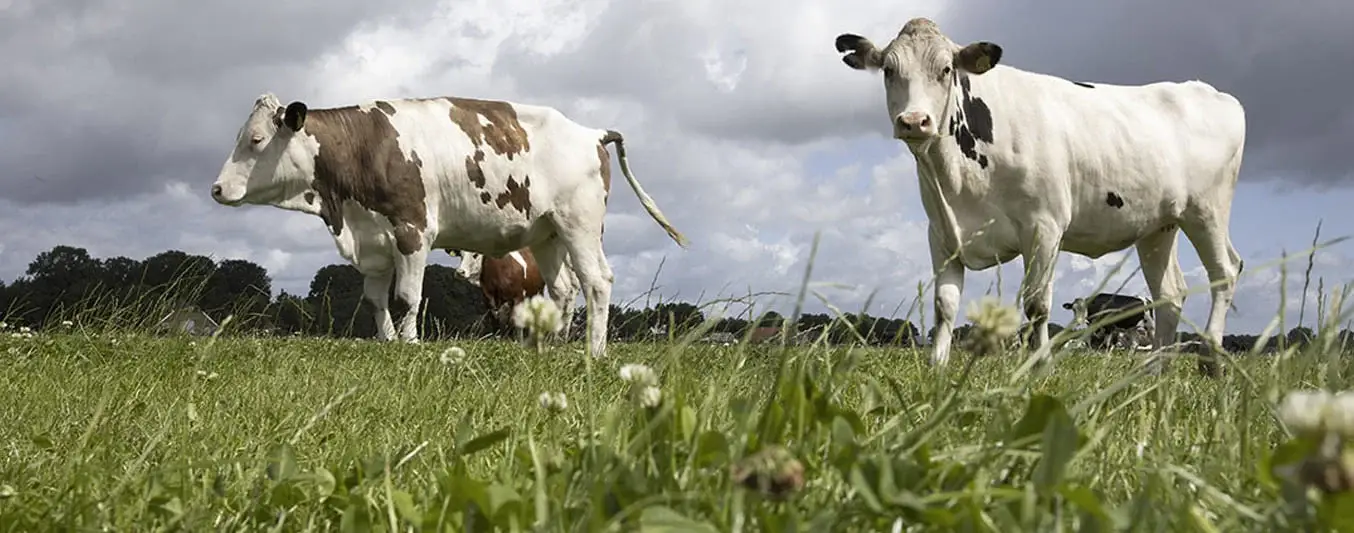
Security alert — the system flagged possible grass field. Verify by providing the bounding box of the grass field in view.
[3,323,1353,531]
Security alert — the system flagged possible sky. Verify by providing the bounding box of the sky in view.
[1,0,1352,335]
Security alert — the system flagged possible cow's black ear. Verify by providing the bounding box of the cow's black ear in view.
[283,101,308,131]
[955,41,1002,74]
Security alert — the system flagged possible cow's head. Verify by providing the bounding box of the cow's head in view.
[211,93,319,213]
[454,251,484,285]
[1062,298,1089,325]
[835,18,1002,142]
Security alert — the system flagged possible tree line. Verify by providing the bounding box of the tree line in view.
[0,244,1346,352]
[0,245,929,344]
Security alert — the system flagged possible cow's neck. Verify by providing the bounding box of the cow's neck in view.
[907,71,1002,256]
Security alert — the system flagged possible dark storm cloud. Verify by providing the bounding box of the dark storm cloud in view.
[499,0,1353,187]
[0,0,437,204]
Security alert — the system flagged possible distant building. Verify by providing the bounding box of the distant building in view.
[154,306,219,336]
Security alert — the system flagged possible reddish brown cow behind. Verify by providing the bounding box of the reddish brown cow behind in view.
[454,248,546,329]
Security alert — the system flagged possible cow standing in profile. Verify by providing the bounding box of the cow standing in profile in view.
[210,93,689,358]
[1063,293,1155,350]
[834,18,1246,376]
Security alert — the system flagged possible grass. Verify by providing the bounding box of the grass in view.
[2,329,1353,531]
[2,231,1353,531]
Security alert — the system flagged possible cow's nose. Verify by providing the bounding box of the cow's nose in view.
[896,111,934,133]
[211,184,222,198]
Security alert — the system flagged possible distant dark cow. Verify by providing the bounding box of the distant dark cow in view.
[1063,293,1153,349]
[451,248,554,330]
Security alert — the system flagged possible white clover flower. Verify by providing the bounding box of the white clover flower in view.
[439,346,466,365]
[636,386,662,408]
[0,322,8,330]
[538,391,568,413]
[966,296,1021,339]
[17,326,30,334]
[60,320,73,327]
[619,363,658,386]
[512,295,563,335]
[1327,391,1354,437]
[1279,389,1333,435]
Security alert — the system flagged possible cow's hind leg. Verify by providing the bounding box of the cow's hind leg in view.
[552,198,613,358]
[392,248,430,343]
[1179,215,1241,377]
[1017,221,1062,361]
[1136,225,1187,372]
[363,269,396,340]
[530,237,581,343]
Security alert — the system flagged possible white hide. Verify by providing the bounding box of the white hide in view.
[838,22,1246,373]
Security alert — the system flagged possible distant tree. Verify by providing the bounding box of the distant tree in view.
[757,311,784,328]
[140,250,215,305]
[889,319,921,347]
[14,245,106,326]
[199,259,272,329]
[100,256,146,303]
[420,264,490,339]
[269,290,313,335]
[0,280,9,322]
[1287,326,1316,348]
[652,301,704,334]
[306,264,370,338]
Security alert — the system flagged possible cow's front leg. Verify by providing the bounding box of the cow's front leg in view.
[1018,222,1062,356]
[392,247,430,343]
[928,226,965,367]
[362,269,396,341]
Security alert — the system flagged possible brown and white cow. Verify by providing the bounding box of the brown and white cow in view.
[451,247,554,330]
[210,94,689,357]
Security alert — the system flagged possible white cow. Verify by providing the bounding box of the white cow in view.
[211,93,689,357]
[834,18,1246,376]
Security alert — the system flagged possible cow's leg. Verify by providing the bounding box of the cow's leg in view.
[552,201,613,358]
[1179,216,1240,377]
[363,269,396,340]
[928,225,964,366]
[1017,222,1061,358]
[530,238,580,343]
[1136,226,1187,371]
[391,248,430,343]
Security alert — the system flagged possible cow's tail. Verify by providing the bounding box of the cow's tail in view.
[600,130,690,248]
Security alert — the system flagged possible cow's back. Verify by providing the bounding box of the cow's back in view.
[959,68,1246,258]
[369,97,608,254]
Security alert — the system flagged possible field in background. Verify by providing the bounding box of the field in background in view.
[2,329,1353,531]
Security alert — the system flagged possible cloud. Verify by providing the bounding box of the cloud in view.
[1,0,1352,338]
[0,0,436,204]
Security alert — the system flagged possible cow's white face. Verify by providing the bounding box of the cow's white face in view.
[835,19,1002,142]
[211,93,317,209]
[455,251,484,284]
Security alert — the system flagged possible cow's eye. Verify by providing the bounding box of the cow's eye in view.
[883,65,897,78]
[251,135,265,145]
[941,66,952,79]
